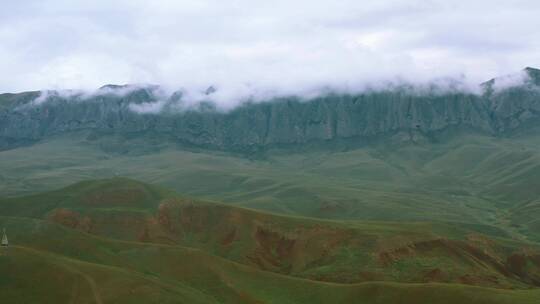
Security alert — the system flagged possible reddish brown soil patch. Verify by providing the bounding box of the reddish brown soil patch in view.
[507,253,528,275]
[247,227,296,271]
[506,253,540,286]
[422,268,447,282]
[375,237,540,287]
[47,208,93,232]
[157,203,175,232]
[115,199,540,288]
[221,228,237,246]
[378,238,509,276]
[379,246,415,266]
[177,202,212,232]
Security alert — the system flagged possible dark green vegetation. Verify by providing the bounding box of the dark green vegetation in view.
[1,68,540,302]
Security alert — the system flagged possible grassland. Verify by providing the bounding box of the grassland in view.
[2,131,540,302]
[1,131,540,240]
[1,215,540,304]
[2,178,540,289]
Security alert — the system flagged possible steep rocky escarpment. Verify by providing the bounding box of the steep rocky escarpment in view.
[1,68,540,152]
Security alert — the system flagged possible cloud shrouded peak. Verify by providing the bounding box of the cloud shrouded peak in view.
[1,0,540,106]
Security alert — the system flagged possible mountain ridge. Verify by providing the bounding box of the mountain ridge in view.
[0,88,540,151]
[1,68,540,153]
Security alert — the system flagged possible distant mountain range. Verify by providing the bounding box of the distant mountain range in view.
[1,67,540,153]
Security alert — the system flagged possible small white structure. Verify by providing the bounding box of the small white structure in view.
[1,228,8,247]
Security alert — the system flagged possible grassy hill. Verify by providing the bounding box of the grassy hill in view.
[1,216,540,304]
[1,178,540,290]
[1,131,540,241]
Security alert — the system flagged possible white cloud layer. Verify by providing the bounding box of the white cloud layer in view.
[1,0,540,105]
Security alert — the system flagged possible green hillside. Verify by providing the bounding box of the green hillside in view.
[2,131,540,241]
[1,216,540,304]
[1,178,540,290]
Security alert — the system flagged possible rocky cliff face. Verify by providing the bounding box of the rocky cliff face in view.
[1,69,540,152]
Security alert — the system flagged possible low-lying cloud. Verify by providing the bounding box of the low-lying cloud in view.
[128,100,167,114]
[2,0,540,107]
[20,67,534,115]
[490,70,532,92]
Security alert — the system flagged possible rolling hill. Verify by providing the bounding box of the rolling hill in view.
[2,130,540,242]
[1,181,540,303]
[2,178,540,291]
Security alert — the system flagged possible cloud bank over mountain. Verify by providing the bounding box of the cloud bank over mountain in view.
[1,0,540,106]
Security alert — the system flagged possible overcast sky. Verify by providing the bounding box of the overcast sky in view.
[1,0,540,101]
